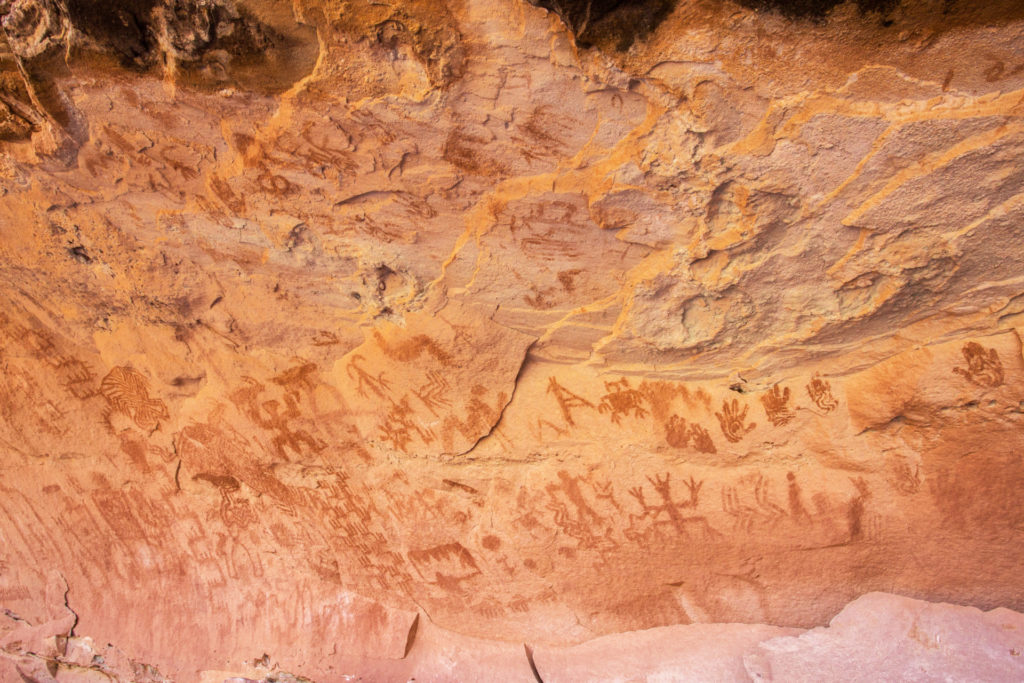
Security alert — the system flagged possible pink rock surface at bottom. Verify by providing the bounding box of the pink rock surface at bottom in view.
[745,593,1024,683]
[2,591,1024,681]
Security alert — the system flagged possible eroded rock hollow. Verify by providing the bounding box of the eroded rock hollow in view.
[1,0,1024,679]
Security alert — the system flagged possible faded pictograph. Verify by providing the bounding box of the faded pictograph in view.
[760,384,794,426]
[626,473,719,542]
[665,414,717,453]
[715,398,757,442]
[952,341,1004,387]
[100,366,170,431]
[806,374,838,412]
[230,377,326,459]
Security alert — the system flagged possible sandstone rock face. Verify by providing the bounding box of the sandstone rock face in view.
[745,593,1024,682]
[1,0,1024,679]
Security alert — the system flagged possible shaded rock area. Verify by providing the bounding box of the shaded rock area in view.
[1,0,1024,679]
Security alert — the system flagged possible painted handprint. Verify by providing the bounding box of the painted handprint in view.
[760,384,794,426]
[715,398,756,443]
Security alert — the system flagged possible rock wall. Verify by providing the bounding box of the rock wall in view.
[1,0,1023,679]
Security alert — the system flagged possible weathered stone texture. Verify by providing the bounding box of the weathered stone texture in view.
[1,0,1023,679]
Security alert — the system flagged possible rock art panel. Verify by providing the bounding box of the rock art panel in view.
[1,0,1024,678]
[333,303,533,456]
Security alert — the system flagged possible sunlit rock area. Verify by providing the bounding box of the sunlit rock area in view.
[1,0,1023,679]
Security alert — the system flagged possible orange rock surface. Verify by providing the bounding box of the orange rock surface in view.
[1,0,1024,679]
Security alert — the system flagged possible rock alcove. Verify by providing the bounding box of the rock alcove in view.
[2,0,1024,679]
